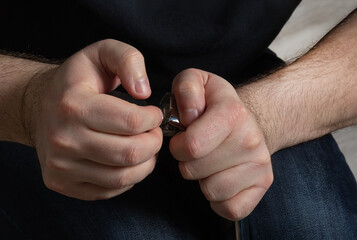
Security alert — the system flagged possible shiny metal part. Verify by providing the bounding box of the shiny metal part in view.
[235,221,241,240]
[160,92,186,136]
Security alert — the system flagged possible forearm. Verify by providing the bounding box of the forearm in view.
[0,54,56,146]
[237,9,357,154]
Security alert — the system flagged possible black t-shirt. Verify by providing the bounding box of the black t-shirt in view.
[2,0,300,103]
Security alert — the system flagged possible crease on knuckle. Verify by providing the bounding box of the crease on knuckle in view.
[200,180,218,201]
[121,47,144,67]
[125,110,143,133]
[114,172,130,189]
[58,96,82,120]
[226,201,248,221]
[44,153,70,171]
[49,130,74,152]
[177,80,201,97]
[225,203,241,221]
[123,144,140,165]
[184,136,202,159]
[179,162,196,180]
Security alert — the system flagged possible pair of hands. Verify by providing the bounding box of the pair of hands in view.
[32,39,273,220]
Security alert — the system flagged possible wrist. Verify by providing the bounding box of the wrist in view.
[22,64,58,147]
[236,83,282,154]
[235,9,357,154]
[0,54,58,146]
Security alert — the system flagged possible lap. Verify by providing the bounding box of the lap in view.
[0,139,226,240]
[1,135,356,239]
[243,134,357,240]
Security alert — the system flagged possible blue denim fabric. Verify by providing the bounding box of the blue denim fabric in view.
[0,134,356,239]
[241,134,357,240]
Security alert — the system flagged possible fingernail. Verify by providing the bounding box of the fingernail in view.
[183,108,199,125]
[134,78,150,94]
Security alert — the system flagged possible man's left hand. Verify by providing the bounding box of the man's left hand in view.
[169,68,273,221]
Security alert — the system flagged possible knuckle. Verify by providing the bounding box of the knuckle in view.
[179,68,202,79]
[57,96,83,119]
[225,201,249,221]
[121,47,144,66]
[264,172,274,189]
[125,110,143,133]
[143,157,156,176]
[43,176,64,193]
[100,38,116,46]
[43,151,70,171]
[255,148,271,165]
[113,172,130,188]
[173,68,203,88]
[184,137,202,159]
[260,167,274,190]
[177,78,201,95]
[48,129,75,152]
[153,134,163,155]
[179,162,197,180]
[241,130,263,151]
[45,157,66,171]
[200,180,218,201]
[148,158,157,174]
[123,145,141,165]
[225,203,241,221]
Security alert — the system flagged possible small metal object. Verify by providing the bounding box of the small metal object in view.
[160,92,186,136]
[235,221,241,240]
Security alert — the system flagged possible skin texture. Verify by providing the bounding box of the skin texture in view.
[170,9,357,220]
[170,70,273,220]
[0,9,356,220]
[1,40,163,200]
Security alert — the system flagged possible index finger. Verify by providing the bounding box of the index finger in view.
[169,101,235,161]
[83,93,163,135]
[170,70,242,160]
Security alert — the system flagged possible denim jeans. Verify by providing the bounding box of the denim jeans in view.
[0,134,356,239]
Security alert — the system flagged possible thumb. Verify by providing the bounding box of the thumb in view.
[83,39,151,99]
[171,68,206,126]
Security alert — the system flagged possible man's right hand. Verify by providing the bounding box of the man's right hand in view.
[26,39,163,200]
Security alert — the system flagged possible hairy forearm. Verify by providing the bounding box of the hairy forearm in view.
[0,54,56,145]
[237,9,357,154]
